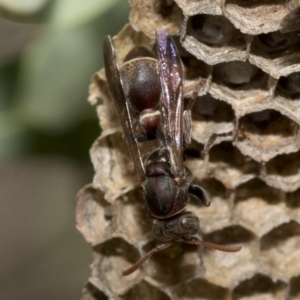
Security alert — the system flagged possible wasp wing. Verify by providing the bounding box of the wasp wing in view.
[280,6,300,33]
[156,30,185,180]
[103,35,145,182]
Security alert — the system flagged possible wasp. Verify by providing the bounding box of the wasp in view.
[103,30,241,276]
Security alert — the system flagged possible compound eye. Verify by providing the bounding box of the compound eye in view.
[180,215,200,234]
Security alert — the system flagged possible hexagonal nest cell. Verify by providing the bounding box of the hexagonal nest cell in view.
[78,0,300,299]
[260,221,300,280]
[183,14,248,65]
[192,95,236,144]
[249,31,300,78]
[237,109,300,162]
[81,282,109,300]
[232,273,287,300]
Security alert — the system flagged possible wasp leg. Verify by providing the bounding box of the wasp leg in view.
[183,83,203,147]
[189,184,211,207]
[201,117,240,157]
[183,237,242,252]
[122,241,173,276]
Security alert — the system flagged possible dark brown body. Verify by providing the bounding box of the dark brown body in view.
[120,47,161,135]
[143,148,192,218]
[103,30,241,276]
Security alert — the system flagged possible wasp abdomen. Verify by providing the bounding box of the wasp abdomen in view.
[121,58,160,112]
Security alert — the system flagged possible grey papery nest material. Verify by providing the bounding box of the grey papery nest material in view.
[77,1,300,299]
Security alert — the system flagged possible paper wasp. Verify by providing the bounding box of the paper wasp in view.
[103,30,241,276]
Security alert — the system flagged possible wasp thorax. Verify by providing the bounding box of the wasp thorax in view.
[152,212,200,241]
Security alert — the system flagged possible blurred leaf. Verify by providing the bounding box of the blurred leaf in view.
[0,111,28,160]
[0,111,23,138]
[0,0,49,15]
[14,1,129,133]
[14,24,101,132]
[50,0,120,29]
[0,62,29,160]
[30,117,99,164]
[0,18,40,66]
[0,60,18,109]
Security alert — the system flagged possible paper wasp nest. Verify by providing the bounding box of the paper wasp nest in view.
[77,0,300,299]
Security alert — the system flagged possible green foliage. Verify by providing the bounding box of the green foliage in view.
[0,0,130,162]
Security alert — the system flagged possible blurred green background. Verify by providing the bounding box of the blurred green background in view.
[0,0,130,299]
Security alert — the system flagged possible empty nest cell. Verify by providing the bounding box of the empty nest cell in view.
[184,139,260,190]
[76,186,152,251]
[264,150,300,192]
[180,52,211,97]
[193,94,224,116]
[191,95,235,144]
[289,274,300,300]
[91,238,142,295]
[188,14,240,46]
[182,13,247,64]
[76,185,114,246]
[249,31,300,78]
[233,178,289,237]
[213,61,260,86]
[121,281,170,300]
[274,73,300,124]
[237,109,300,162]
[81,282,109,300]
[260,221,300,279]
[173,278,230,300]
[107,24,152,69]
[207,142,260,188]
[204,224,254,247]
[111,189,152,245]
[286,188,300,222]
[276,71,300,97]
[141,241,203,287]
[286,188,300,209]
[232,273,287,300]
[202,225,257,288]
[209,61,270,111]
[129,0,183,38]
[252,31,300,56]
[187,178,233,233]
[234,178,282,205]
[90,133,138,201]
